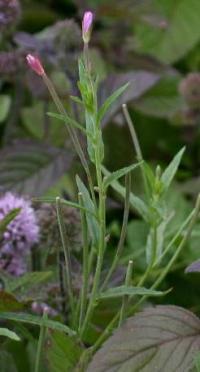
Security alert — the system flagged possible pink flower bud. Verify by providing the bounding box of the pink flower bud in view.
[82,11,93,43]
[26,54,45,76]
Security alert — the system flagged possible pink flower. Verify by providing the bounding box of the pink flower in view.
[26,54,45,76]
[82,11,93,43]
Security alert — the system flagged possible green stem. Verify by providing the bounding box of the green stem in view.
[78,192,90,331]
[56,197,75,323]
[101,173,131,290]
[42,73,96,205]
[153,209,194,268]
[119,260,133,326]
[122,103,150,199]
[34,312,47,372]
[80,138,106,338]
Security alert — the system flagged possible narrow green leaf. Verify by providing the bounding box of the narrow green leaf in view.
[0,327,20,341]
[47,112,87,135]
[0,208,20,235]
[0,313,75,336]
[98,285,165,300]
[70,95,84,106]
[32,197,96,217]
[76,175,99,245]
[101,166,148,220]
[161,147,185,190]
[97,83,129,124]
[103,162,141,189]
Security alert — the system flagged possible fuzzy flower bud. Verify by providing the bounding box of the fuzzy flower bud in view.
[26,54,45,76]
[82,11,93,44]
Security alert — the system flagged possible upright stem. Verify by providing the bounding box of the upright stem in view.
[34,312,47,372]
[101,173,131,290]
[80,135,106,338]
[119,260,133,326]
[122,104,150,199]
[56,197,75,323]
[78,192,90,331]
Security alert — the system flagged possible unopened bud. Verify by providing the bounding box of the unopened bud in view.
[26,54,45,76]
[82,11,93,44]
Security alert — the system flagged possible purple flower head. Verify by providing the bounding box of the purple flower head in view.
[82,11,94,43]
[0,192,39,276]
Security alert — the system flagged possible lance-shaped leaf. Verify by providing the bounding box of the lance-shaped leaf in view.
[98,71,160,126]
[76,176,99,245]
[97,285,165,300]
[0,312,75,336]
[103,162,141,189]
[97,83,129,124]
[102,166,148,220]
[161,147,185,190]
[0,208,20,236]
[0,327,20,341]
[47,112,87,135]
[87,305,200,372]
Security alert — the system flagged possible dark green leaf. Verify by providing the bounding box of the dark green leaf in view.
[46,330,82,372]
[0,351,17,372]
[87,305,200,371]
[0,292,23,312]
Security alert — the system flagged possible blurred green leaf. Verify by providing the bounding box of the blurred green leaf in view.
[0,292,23,312]
[0,95,11,123]
[134,0,200,63]
[134,77,183,119]
[46,330,82,372]
[6,271,52,295]
[0,351,17,372]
